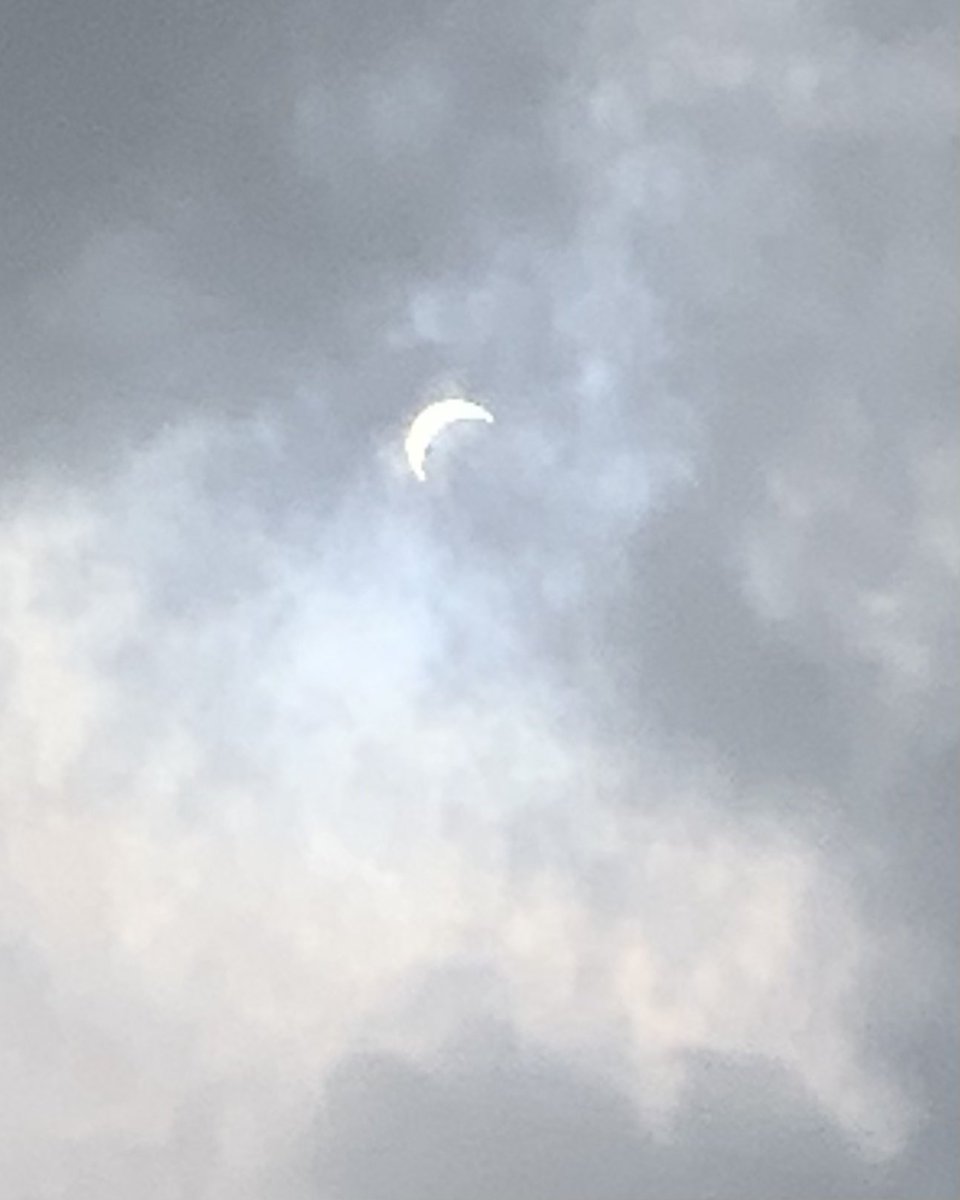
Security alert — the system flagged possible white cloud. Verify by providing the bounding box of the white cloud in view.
[0,418,923,1186]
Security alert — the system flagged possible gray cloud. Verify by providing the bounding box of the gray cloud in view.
[1,0,956,1197]
[317,1035,908,1200]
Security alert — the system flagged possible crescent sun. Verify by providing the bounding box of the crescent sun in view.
[404,397,494,482]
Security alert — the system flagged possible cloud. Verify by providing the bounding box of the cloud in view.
[0,0,956,1195]
[29,226,218,355]
[0,418,933,1196]
[317,1038,903,1200]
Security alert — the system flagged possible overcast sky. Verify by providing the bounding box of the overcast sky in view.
[1,1,957,1197]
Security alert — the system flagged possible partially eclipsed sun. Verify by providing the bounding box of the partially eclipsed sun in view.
[404,397,494,482]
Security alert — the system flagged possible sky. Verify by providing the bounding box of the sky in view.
[0,1,957,1197]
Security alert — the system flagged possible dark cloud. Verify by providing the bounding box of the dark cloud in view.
[317,1033,923,1200]
[2,0,587,485]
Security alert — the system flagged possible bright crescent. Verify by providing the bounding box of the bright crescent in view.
[404,398,494,481]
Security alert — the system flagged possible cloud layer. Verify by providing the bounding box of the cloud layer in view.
[1,0,956,1196]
